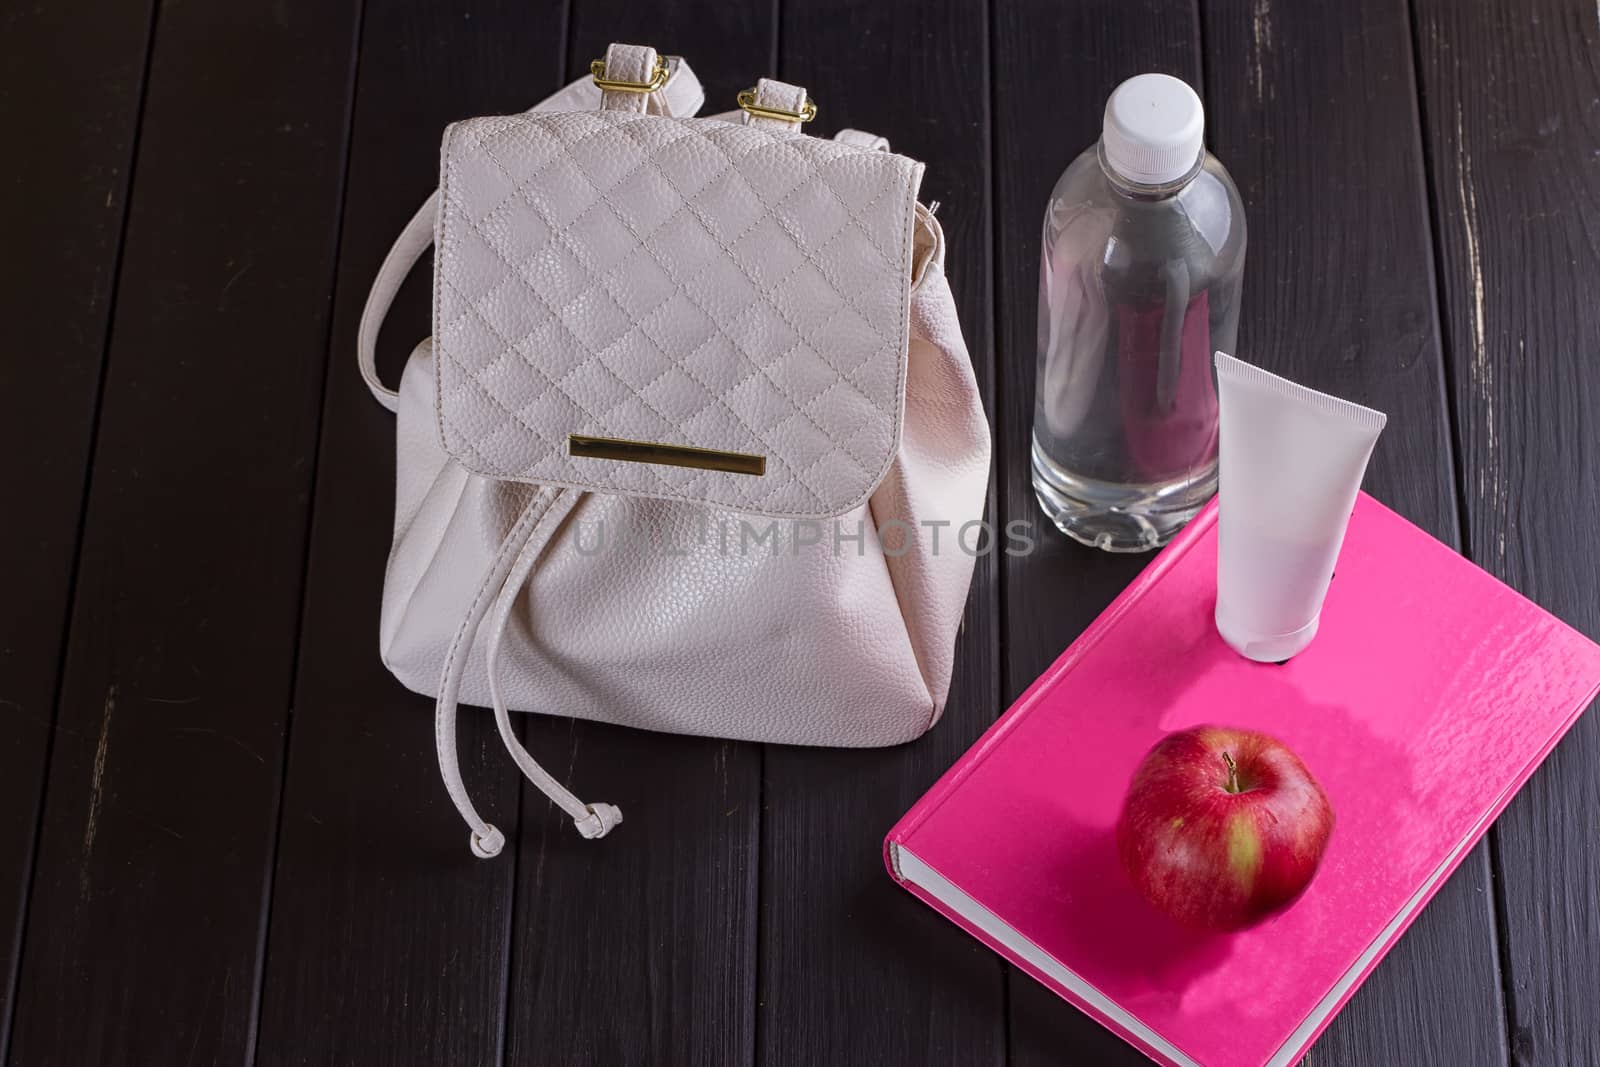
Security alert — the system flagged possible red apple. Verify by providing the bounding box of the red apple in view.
[1115,725,1334,931]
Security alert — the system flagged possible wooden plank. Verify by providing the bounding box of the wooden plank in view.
[251,2,567,1064]
[993,4,1203,1062]
[1,2,360,1064]
[493,7,772,1067]
[1199,1,1507,1062]
[1413,1,1600,1063]
[756,2,1005,1065]
[0,1,155,1053]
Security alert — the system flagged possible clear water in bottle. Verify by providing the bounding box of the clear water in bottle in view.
[1033,74,1246,551]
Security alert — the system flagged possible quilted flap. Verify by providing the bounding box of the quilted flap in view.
[433,109,925,519]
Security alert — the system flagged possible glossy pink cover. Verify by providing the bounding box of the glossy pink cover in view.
[886,493,1600,1067]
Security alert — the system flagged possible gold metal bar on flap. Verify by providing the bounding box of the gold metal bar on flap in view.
[568,434,767,477]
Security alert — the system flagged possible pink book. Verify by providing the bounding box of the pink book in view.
[885,493,1600,1067]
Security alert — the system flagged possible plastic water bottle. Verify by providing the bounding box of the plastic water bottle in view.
[1032,73,1246,551]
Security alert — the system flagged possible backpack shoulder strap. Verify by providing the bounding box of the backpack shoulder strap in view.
[357,194,436,412]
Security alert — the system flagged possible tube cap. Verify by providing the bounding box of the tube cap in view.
[1215,611,1321,664]
[1101,74,1205,186]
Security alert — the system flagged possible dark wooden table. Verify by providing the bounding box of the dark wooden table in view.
[4,1,1597,1064]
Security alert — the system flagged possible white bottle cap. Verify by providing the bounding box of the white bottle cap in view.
[1101,73,1205,186]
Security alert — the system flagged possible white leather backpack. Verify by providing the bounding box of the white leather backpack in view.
[357,44,991,857]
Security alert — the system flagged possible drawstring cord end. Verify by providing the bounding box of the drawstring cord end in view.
[469,805,617,857]
[574,803,623,839]
[470,824,506,859]
[467,804,619,859]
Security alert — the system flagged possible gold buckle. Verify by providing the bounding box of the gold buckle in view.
[590,55,669,94]
[736,88,817,124]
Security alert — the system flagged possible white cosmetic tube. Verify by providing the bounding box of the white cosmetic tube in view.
[1213,353,1387,662]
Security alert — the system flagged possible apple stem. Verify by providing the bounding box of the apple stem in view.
[1223,752,1241,794]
